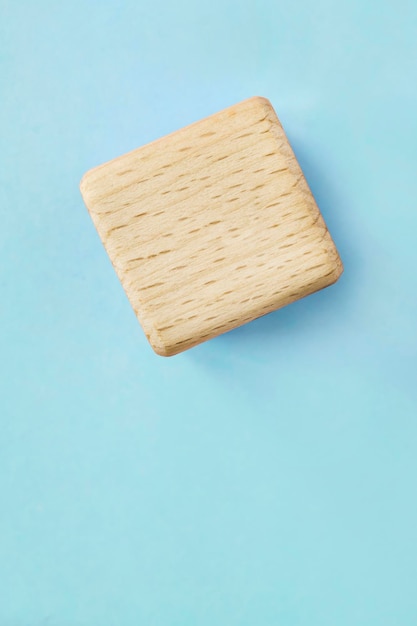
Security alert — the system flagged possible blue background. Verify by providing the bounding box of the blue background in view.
[1,1,417,624]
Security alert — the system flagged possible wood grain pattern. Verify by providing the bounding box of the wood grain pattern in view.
[80,96,343,356]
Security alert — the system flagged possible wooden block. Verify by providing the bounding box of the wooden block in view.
[80,97,343,356]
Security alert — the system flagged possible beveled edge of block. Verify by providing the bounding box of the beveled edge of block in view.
[79,96,270,194]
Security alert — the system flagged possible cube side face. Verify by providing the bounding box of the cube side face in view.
[81,97,342,356]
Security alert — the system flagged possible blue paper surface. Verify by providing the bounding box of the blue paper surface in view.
[1,1,417,624]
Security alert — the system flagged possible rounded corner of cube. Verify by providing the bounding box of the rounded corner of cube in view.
[327,252,344,286]
[146,328,178,357]
[150,340,174,358]
[249,95,274,112]
[79,171,94,205]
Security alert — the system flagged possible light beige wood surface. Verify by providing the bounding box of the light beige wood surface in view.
[80,96,343,356]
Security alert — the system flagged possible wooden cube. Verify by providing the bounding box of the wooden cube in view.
[80,97,343,356]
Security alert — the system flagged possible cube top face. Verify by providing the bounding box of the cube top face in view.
[80,97,343,356]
